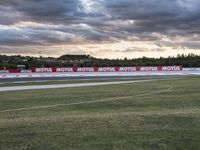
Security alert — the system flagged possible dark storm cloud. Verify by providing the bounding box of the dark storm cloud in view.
[0,26,80,46]
[155,40,200,50]
[104,0,180,20]
[0,0,87,24]
[101,0,200,34]
[0,6,21,25]
[123,47,165,53]
[0,0,200,52]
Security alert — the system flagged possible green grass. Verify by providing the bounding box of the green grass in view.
[0,77,200,150]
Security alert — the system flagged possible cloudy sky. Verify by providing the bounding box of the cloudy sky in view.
[0,0,200,58]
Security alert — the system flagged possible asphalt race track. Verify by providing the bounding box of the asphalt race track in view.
[0,75,184,83]
[0,70,200,83]
[0,79,158,92]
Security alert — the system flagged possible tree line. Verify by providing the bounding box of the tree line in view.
[0,53,200,69]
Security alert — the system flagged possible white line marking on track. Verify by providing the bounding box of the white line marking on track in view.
[0,83,173,113]
[0,79,156,92]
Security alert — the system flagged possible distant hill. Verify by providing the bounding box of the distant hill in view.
[58,54,95,60]
[0,53,200,69]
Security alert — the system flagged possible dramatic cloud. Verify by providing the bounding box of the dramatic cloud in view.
[0,0,200,58]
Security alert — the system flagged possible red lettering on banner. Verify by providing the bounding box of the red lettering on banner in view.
[9,70,21,73]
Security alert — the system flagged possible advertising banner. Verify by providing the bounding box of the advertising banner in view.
[0,66,183,73]
[31,66,183,73]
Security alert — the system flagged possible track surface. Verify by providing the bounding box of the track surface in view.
[0,79,156,92]
[0,70,199,83]
[0,75,182,83]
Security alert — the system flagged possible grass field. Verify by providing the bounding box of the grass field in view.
[0,77,200,150]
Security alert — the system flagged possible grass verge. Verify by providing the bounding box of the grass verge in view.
[0,77,200,150]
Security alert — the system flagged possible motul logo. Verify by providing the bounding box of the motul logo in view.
[35,68,53,72]
[162,66,181,71]
[56,68,73,72]
[77,68,94,72]
[98,67,115,72]
[119,67,136,72]
[140,67,158,71]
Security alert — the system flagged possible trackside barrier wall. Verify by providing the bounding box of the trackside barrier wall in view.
[32,66,183,73]
[0,66,183,73]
